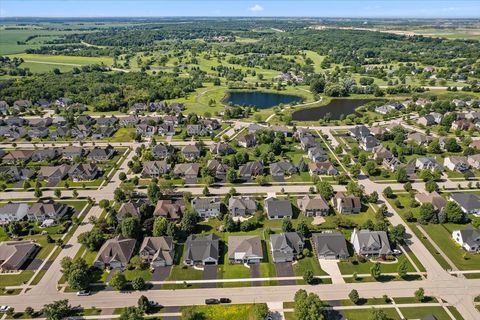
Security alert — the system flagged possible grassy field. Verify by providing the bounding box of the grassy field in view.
[181,304,267,320]
[0,29,75,55]
[399,306,451,320]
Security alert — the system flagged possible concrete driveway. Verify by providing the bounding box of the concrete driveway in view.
[202,265,217,288]
[275,262,295,285]
[319,259,345,284]
[250,264,261,287]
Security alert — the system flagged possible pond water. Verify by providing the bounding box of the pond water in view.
[224,91,304,109]
[292,99,375,121]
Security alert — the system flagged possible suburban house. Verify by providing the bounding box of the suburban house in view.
[186,124,209,136]
[452,228,480,252]
[0,166,34,182]
[415,192,447,212]
[119,115,139,126]
[372,145,393,160]
[0,240,39,270]
[28,127,49,139]
[383,157,402,171]
[452,120,475,131]
[139,236,175,268]
[360,135,379,151]
[468,154,480,169]
[153,200,184,221]
[181,144,201,160]
[157,123,175,136]
[117,201,143,222]
[265,197,293,220]
[237,133,256,148]
[312,231,349,260]
[0,203,29,222]
[308,162,338,176]
[37,165,70,182]
[349,125,371,140]
[270,232,304,263]
[206,159,229,181]
[191,197,221,218]
[141,160,169,178]
[31,149,58,162]
[415,157,442,172]
[300,136,317,151]
[3,150,34,164]
[407,132,433,146]
[351,229,392,257]
[308,146,328,163]
[210,142,235,156]
[68,163,99,181]
[136,124,156,137]
[444,156,469,172]
[239,161,264,180]
[27,202,69,222]
[333,192,362,214]
[450,193,480,216]
[87,146,115,162]
[93,235,136,270]
[270,125,289,137]
[184,234,219,266]
[228,197,257,217]
[152,144,174,159]
[270,160,297,178]
[60,146,85,160]
[297,195,330,217]
[228,235,263,264]
[96,116,118,126]
[173,163,200,181]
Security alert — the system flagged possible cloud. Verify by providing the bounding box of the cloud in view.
[249,4,264,13]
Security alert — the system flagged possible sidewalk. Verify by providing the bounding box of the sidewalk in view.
[417,225,459,271]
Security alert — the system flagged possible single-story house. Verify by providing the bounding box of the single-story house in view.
[265,197,293,220]
[312,231,349,260]
[140,236,175,267]
[93,235,136,270]
[228,235,263,264]
[450,193,480,216]
[297,195,330,217]
[0,240,39,270]
[0,203,29,222]
[184,234,219,266]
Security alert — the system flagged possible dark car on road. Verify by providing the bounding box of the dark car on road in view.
[220,298,231,303]
[205,298,220,305]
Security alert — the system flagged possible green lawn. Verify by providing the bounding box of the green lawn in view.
[338,254,415,275]
[342,308,400,320]
[124,268,152,281]
[180,304,267,320]
[0,270,34,286]
[399,306,451,320]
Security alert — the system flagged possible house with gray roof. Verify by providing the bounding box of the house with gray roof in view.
[297,195,330,217]
[450,193,480,216]
[191,197,221,218]
[415,157,442,172]
[68,163,99,181]
[239,161,264,180]
[228,197,257,217]
[173,163,200,182]
[312,231,349,260]
[265,197,293,220]
[351,228,392,257]
[237,133,256,148]
[0,203,29,222]
[349,125,371,140]
[452,228,480,252]
[210,142,235,156]
[0,166,34,182]
[92,127,116,139]
[142,160,169,178]
[270,160,297,178]
[140,236,174,268]
[270,232,304,263]
[31,149,58,162]
[308,145,328,163]
[0,240,39,270]
[181,144,201,160]
[206,159,229,181]
[94,235,136,270]
[152,144,174,159]
[228,235,263,264]
[27,202,69,222]
[184,234,219,266]
[37,165,70,182]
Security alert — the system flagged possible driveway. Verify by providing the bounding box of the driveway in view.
[275,262,295,285]
[272,175,284,182]
[250,264,261,287]
[152,266,171,281]
[185,177,197,184]
[202,265,217,288]
[318,259,344,284]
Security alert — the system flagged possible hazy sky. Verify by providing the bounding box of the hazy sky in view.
[1,1,480,18]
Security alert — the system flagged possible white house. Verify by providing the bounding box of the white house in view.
[452,229,480,252]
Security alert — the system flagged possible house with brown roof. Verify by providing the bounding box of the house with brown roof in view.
[333,192,361,214]
[139,236,174,268]
[0,240,39,270]
[308,162,338,176]
[2,150,34,164]
[117,201,143,222]
[415,191,447,212]
[173,163,200,182]
[237,133,256,148]
[141,160,169,178]
[181,144,201,160]
[297,195,330,217]
[68,163,99,181]
[93,235,136,270]
[27,202,69,222]
[37,165,70,182]
[153,200,184,221]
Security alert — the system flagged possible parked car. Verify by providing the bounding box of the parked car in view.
[205,298,219,305]
[149,301,159,307]
[76,290,91,296]
[0,306,11,312]
[219,298,231,303]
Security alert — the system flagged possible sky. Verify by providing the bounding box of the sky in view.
[1,1,480,18]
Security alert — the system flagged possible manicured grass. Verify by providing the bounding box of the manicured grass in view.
[0,270,34,286]
[447,306,465,320]
[338,254,415,275]
[124,268,152,281]
[342,308,400,320]
[218,263,251,279]
[181,304,267,320]
[393,296,437,304]
[109,127,135,142]
[399,306,451,320]
[339,297,392,307]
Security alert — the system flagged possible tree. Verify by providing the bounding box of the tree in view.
[303,270,314,284]
[119,172,127,181]
[252,303,269,320]
[425,180,438,193]
[180,211,198,235]
[42,299,72,320]
[294,289,325,320]
[147,182,161,203]
[397,258,408,278]
[119,307,144,320]
[61,257,92,290]
[370,308,388,320]
[114,187,126,202]
[153,217,168,236]
[348,289,360,304]
[444,201,465,223]
[317,181,334,200]
[137,295,150,313]
[415,287,425,302]
[78,228,104,251]
[72,189,79,198]
[364,161,377,176]
[368,191,378,203]
[131,277,146,290]
[121,217,140,238]
[383,186,394,198]
[109,272,127,291]
[370,262,381,279]
[226,168,238,183]
[54,189,62,199]
[281,217,293,232]
[395,167,409,183]
[25,307,34,317]
[34,187,42,198]
[419,203,436,224]
[296,220,310,238]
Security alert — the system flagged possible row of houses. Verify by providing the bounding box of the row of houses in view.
[0,201,71,223]
[92,228,393,270]
[1,146,115,164]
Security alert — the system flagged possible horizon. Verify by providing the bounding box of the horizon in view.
[1,1,480,19]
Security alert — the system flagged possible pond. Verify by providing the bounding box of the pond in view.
[292,98,375,121]
[224,91,304,109]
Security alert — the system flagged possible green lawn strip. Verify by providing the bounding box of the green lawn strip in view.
[0,270,34,286]
[422,223,480,270]
[337,254,415,275]
[447,306,465,320]
[463,273,480,279]
[403,247,427,273]
[124,268,152,282]
[393,296,438,304]
[342,308,401,320]
[399,306,451,320]
[343,275,421,283]
[0,288,22,296]
[179,304,264,320]
[284,312,295,320]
